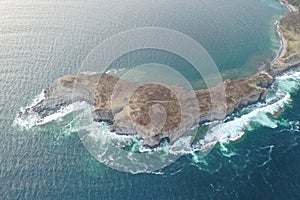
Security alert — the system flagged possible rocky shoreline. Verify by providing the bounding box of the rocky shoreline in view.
[270,0,300,75]
[25,72,274,148]
[21,0,300,148]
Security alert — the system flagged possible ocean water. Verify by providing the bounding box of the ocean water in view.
[2,0,300,199]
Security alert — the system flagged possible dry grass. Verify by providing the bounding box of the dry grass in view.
[281,11,300,57]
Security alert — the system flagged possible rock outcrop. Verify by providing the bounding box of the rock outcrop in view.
[26,72,274,148]
[20,0,300,148]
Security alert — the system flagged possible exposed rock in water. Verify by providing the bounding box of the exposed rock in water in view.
[25,72,274,148]
[26,74,101,117]
[271,54,300,76]
[20,2,300,148]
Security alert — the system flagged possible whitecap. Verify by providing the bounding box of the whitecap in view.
[15,99,91,129]
[191,68,300,157]
[13,67,300,172]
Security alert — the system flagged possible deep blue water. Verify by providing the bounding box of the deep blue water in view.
[2,0,300,199]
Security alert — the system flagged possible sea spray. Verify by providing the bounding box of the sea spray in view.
[15,100,91,129]
[193,69,299,151]
[14,67,300,171]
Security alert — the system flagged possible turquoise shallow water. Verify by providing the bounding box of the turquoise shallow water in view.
[2,0,300,199]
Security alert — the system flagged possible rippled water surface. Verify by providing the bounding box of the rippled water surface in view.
[2,0,300,199]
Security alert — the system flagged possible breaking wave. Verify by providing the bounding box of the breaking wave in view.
[14,68,300,173]
[193,69,300,151]
[14,94,91,129]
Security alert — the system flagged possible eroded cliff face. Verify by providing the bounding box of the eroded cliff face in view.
[26,72,274,148]
[26,74,101,118]
[18,1,300,148]
[94,73,273,148]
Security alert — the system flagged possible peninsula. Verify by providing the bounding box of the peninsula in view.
[270,0,300,75]
[27,72,273,148]
[23,0,300,148]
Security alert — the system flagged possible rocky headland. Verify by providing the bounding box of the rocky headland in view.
[22,0,300,148]
[26,72,274,148]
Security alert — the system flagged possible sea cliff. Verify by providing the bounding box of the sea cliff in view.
[21,0,300,148]
[26,72,274,148]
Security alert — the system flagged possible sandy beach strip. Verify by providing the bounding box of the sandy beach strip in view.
[272,0,297,63]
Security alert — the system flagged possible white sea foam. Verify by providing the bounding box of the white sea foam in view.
[14,68,300,172]
[16,69,300,148]
[193,69,300,154]
[15,91,45,128]
[198,92,290,146]
[29,91,45,108]
[18,91,45,114]
[15,100,91,129]
[41,102,91,124]
[271,20,285,63]
[105,68,126,75]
